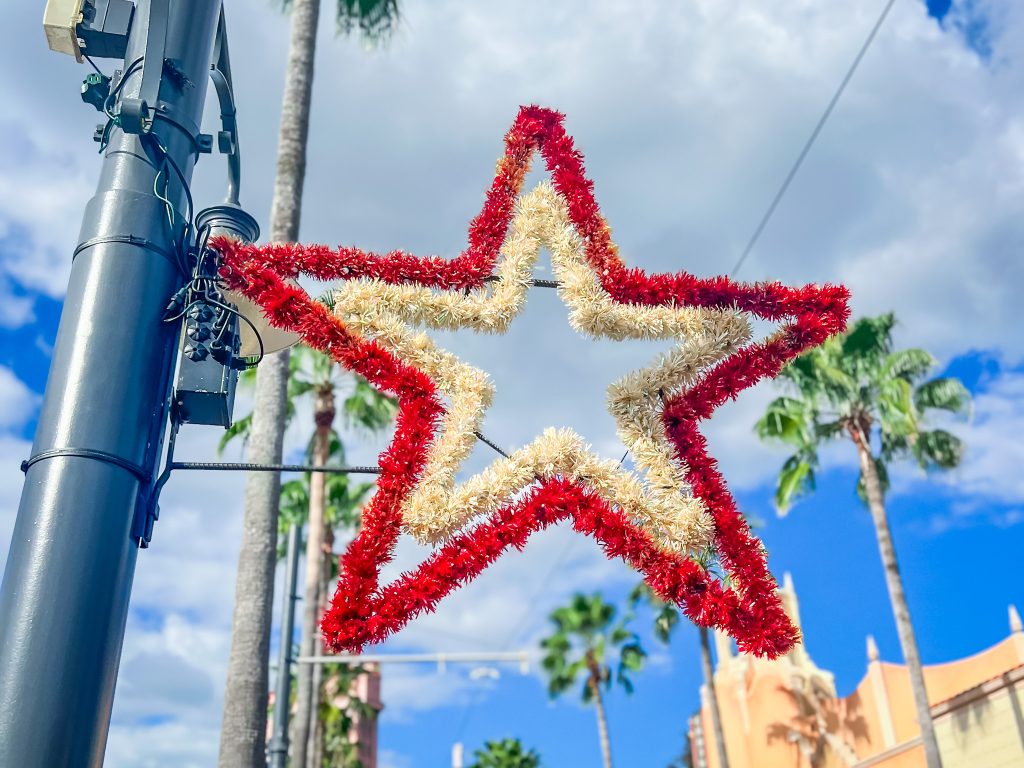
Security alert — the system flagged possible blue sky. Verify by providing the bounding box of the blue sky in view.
[2,0,1024,766]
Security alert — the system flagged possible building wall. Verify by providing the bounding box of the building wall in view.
[689,581,1024,768]
[933,670,1024,768]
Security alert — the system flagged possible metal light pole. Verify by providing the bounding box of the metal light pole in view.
[268,523,302,768]
[0,1,221,764]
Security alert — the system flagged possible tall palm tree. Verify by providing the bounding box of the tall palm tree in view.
[276,463,376,766]
[755,313,970,768]
[222,345,394,766]
[540,593,646,768]
[630,582,729,768]
[218,2,399,764]
[288,346,395,768]
[468,738,542,768]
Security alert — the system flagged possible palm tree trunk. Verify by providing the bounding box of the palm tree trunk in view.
[699,627,730,768]
[588,673,613,768]
[851,427,942,768]
[305,573,324,768]
[218,0,320,763]
[307,526,334,768]
[217,352,291,767]
[294,421,331,767]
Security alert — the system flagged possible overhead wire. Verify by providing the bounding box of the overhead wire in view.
[83,53,105,77]
[730,0,897,277]
[445,1,898,746]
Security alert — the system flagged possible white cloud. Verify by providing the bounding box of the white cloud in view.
[0,286,34,328]
[379,748,414,768]
[0,366,38,431]
[0,433,32,567]
[916,371,1024,530]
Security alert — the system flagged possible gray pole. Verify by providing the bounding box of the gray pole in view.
[268,523,302,768]
[0,2,221,765]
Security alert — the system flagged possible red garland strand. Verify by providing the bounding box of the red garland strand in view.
[216,106,849,659]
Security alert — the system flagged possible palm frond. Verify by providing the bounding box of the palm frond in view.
[878,377,917,437]
[883,348,935,383]
[914,377,971,417]
[913,428,964,471]
[343,375,398,432]
[217,412,252,454]
[841,314,895,364]
[755,397,814,449]
[880,431,909,462]
[336,0,400,42]
[774,455,815,515]
[814,420,845,441]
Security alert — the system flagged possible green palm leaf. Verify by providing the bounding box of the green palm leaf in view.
[914,377,971,417]
[759,313,970,513]
[883,348,935,383]
[913,429,964,471]
[775,455,815,514]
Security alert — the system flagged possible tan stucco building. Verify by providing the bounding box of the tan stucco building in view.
[689,574,1024,768]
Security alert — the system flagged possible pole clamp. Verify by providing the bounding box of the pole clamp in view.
[21,448,151,484]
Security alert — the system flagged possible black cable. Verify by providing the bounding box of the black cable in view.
[151,137,194,246]
[83,54,105,77]
[104,56,144,119]
[730,0,897,277]
[203,295,266,366]
[152,110,205,154]
[145,132,196,279]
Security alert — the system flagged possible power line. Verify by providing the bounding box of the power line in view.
[730,0,898,277]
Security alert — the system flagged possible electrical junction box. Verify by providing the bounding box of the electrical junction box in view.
[173,302,240,428]
[43,0,133,62]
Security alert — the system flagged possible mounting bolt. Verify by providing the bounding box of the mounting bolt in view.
[183,342,209,362]
[186,305,214,323]
[185,321,211,342]
[196,133,213,154]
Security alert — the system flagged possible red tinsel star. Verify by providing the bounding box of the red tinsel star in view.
[216,106,849,659]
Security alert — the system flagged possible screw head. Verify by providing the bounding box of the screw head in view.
[186,321,211,341]
[186,305,214,323]
[184,342,209,361]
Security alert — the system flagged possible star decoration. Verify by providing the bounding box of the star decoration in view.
[216,106,849,658]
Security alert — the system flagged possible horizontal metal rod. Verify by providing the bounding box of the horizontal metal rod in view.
[482,276,560,289]
[295,650,532,665]
[169,461,381,474]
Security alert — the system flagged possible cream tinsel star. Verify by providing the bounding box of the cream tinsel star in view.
[333,183,751,554]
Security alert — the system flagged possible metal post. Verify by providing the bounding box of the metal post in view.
[268,524,302,768]
[0,2,221,765]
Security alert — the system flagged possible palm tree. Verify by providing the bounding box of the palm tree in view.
[276,463,376,766]
[218,2,399,764]
[755,313,970,768]
[222,345,394,766]
[468,738,542,768]
[630,582,729,768]
[287,345,396,768]
[540,593,646,768]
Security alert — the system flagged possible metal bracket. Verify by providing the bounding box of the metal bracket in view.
[209,8,241,204]
[118,0,168,135]
[21,447,151,484]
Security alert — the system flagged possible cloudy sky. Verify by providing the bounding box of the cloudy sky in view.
[2,0,1024,765]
